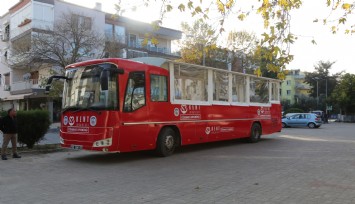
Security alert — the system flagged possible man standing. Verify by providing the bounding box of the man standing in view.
[1,108,21,160]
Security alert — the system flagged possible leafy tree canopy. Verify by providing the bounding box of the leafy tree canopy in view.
[115,0,355,79]
[330,73,355,114]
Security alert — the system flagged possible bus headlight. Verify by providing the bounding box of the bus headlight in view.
[93,138,112,147]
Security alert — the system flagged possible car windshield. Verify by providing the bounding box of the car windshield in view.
[63,63,118,111]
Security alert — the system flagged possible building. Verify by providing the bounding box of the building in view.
[281,69,311,105]
[0,0,182,120]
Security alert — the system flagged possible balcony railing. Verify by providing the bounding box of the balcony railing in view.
[10,79,40,92]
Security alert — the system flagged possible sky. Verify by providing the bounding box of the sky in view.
[1,0,355,75]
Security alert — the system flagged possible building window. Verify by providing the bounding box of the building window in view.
[4,73,10,91]
[73,15,92,30]
[105,24,125,43]
[286,90,291,95]
[114,25,125,43]
[286,80,291,85]
[104,24,114,40]
[2,24,10,41]
[129,34,137,48]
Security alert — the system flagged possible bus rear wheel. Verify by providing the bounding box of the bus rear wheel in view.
[155,127,176,157]
[247,123,261,143]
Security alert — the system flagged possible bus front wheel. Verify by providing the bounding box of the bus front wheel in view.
[155,127,176,157]
[247,123,261,143]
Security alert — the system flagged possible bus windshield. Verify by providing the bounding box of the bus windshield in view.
[63,63,118,111]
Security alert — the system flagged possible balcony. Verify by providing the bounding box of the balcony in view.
[295,83,311,90]
[9,79,40,93]
[128,41,175,56]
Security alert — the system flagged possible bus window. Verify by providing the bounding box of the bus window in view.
[174,64,208,102]
[232,74,246,103]
[124,72,146,112]
[250,77,269,103]
[150,74,167,102]
[213,70,229,102]
[271,82,279,101]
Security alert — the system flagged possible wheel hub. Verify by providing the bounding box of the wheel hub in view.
[165,135,174,149]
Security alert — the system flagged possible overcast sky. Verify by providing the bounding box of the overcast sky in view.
[1,0,354,75]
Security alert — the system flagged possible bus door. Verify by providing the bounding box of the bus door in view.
[120,71,152,152]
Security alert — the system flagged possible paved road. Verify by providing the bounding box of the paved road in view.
[1,122,355,204]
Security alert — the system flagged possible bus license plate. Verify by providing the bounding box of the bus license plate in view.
[71,145,83,150]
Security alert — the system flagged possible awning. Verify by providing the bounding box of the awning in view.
[2,93,33,101]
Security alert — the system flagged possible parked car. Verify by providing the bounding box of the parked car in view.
[282,113,322,128]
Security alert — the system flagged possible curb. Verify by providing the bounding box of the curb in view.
[1,144,64,155]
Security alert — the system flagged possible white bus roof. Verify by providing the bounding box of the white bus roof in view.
[130,57,281,82]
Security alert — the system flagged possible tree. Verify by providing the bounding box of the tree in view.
[178,20,219,67]
[115,0,354,79]
[330,73,355,114]
[250,46,283,79]
[226,30,258,73]
[10,12,105,71]
[304,61,340,110]
[304,61,339,98]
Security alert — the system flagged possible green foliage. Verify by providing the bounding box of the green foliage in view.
[114,0,355,79]
[284,108,304,116]
[17,110,51,149]
[330,73,355,114]
[179,20,218,66]
[304,61,340,111]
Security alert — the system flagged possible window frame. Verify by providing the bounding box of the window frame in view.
[150,74,168,102]
[123,71,146,112]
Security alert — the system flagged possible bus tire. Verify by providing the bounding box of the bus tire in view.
[155,127,176,157]
[247,123,261,143]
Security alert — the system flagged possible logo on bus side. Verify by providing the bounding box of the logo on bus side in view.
[174,108,179,116]
[205,126,234,135]
[257,107,271,118]
[90,116,97,126]
[179,105,201,120]
[69,116,75,126]
[63,115,97,126]
[205,127,211,135]
[63,116,68,125]
[180,105,188,114]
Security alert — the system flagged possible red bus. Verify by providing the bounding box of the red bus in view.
[46,57,281,156]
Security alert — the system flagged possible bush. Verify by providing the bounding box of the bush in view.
[17,110,51,148]
[284,108,304,116]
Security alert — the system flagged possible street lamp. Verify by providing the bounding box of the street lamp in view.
[313,77,319,108]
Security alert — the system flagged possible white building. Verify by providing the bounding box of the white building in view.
[0,0,182,121]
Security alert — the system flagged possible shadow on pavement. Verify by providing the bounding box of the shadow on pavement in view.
[65,137,276,164]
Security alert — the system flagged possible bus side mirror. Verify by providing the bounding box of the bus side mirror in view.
[45,76,55,94]
[100,70,109,91]
[45,75,69,94]
[100,68,124,91]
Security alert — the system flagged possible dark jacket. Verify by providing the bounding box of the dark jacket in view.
[1,115,18,134]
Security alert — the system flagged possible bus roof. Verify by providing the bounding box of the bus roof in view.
[66,57,281,82]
